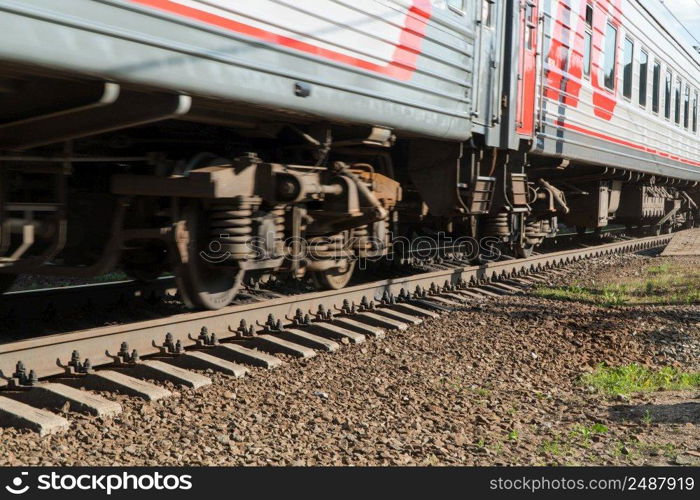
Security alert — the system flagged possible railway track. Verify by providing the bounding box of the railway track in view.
[0,276,178,320]
[0,226,628,323]
[0,233,673,435]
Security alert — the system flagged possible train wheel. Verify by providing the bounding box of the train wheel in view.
[311,260,356,290]
[175,202,244,310]
[0,274,16,294]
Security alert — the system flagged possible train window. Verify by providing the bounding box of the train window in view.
[525,4,535,50]
[694,90,698,133]
[665,70,672,119]
[675,77,681,125]
[583,31,592,78]
[583,4,593,79]
[622,38,633,99]
[482,0,494,27]
[652,62,660,113]
[447,0,464,11]
[639,50,648,107]
[585,4,593,26]
[684,84,690,129]
[603,23,617,91]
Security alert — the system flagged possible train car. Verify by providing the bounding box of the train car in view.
[0,0,697,309]
[530,0,700,235]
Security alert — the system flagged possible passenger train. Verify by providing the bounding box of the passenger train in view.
[0,0,697,308]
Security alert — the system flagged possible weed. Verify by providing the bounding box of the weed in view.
[534,260,700,306]
[570,423,609,447]
[541,438,562,456]
[582,364,700,396]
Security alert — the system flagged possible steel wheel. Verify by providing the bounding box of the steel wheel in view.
[311,260,356,290]
[175,202,244,310]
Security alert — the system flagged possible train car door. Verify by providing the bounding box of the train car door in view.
[516,0,539,137]
[473,0,502,129]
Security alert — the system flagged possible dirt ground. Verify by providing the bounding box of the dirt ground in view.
[0,252,698,466]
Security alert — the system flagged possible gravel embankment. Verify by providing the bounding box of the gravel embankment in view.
[0,252,698,466]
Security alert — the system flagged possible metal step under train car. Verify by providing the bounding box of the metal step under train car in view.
[0,0,698,309]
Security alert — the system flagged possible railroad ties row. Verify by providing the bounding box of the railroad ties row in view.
[0,234,671,436]
[0,278,530,436]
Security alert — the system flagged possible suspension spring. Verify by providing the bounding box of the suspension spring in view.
[483,211,511,238]
[208,197,260,261]
[270,204,286,257]
[524,219,549,245]
[309,232,346,260]
[352,225,370,251]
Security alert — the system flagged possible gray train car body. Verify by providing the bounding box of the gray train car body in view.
[0,0,476,141]
[0,0,698,309]
[0,1,698,179]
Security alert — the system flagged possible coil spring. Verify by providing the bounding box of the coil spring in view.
[353,221,390,253]
[352,225,370,251]
[269,204,286,257]
[483,212,510,237]
[309,233,346,259]
[208,197,259,261]
[524,219,549,245]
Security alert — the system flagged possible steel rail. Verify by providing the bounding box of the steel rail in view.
[0,276,177,315]
[0,227,626,314]
[0,233,672,387]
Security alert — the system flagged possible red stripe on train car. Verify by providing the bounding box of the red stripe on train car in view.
[554,120,700,168]
[127,0,432,81]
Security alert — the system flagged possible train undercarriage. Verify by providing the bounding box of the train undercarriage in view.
[0,79,698,309]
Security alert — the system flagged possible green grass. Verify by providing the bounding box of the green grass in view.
[570,423,609,439]
[637,442,678,460]
[541,438,563,456]
[582,363,700,396]
[569,423,608,448]
[535,259,700,306]
[647,262,671,275]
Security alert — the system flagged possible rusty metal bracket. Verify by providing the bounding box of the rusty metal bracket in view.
[191,326,220,347]
[257,315,284,334]
[63,350,94,375]
[358,296,375,312]
[8,361,38,387]
[335,299,356,315]
[156,332,183,356]
[309,304,333,321]
[228,320,256,338]
[380,291,396,305]
[286,309,312,326]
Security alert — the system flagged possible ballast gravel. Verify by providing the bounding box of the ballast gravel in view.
[0,252,698,466]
